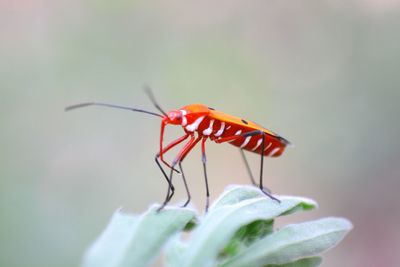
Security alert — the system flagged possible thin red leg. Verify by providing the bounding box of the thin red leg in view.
[159,121,167,158]
[158,134,190,169]
[161,134,190,154]
[155,134,190,202]
[172,135,202,166]
[158,121,190,170]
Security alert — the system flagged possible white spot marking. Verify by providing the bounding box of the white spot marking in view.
[214,122,225,137]
[229,130,242,143]
[226,125,231,130]
[186,116,205,132]
[252,138,262,151]
[263,143,273,155]
[203,119,215,135]
[180,110,187,126]
[269,147,281,156]
[240,136,251,148]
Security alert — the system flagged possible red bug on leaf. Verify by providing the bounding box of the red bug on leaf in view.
[66,88,291,212]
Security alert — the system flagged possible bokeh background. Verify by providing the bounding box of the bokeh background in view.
[1,1,400,266]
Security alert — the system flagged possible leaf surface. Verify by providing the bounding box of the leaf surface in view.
[82,206,196,267]
[175,186,317,267]
[219,217,352,267]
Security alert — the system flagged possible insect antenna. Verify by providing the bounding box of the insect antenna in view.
[144,86,168,117]
[65,102,164,118]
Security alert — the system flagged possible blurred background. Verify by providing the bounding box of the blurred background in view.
[1,0,399,266]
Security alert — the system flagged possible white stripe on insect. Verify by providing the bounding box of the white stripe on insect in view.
[229,130,242,143]
[252,138,262,151]
[180,110,187,126]
[264,142,272,151]
[240,136,251,148]
[269,147,281,156]
[186,116,205,132]
[203,120,215,135]
[214,122,225,137]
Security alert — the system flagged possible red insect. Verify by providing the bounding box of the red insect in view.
[66,89,290,211]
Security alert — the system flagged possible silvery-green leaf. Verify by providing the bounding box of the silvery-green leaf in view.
[165,235,188,267]
[219,217,352,267]
[210,185,265,209]
[211,185,317,212]
[264,257,322,267]
[82,206,196,267]
[219,219,274,259]
[177,189,317,267]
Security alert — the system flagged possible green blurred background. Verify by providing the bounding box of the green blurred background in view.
[1,1,399,266]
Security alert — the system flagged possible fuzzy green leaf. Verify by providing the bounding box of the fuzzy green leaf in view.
[165,235,189,267]
[83,186,351,267]
[211,185,318,212]
[219,219,274,259]
[174,186,317,267]
[210,185,266,209]
[264,257,322,267]
[82,206,196,267]
[219,217,353,267]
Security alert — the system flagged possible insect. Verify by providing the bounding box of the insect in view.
[65,89,291,212]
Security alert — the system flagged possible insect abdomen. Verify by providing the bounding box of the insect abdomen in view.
[187,115,286,157]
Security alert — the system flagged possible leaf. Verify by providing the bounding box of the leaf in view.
[210,185,266,209]
[264,257,322,267]
[211,185,318,212]
[165,235,188,267]
[174,186,317,267]
[82,206,196,267]
[83,186,352,267]
[219,217,353,267]
[219,219,274,259]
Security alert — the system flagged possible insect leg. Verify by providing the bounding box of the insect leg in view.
[200,137,211,212]
[157,134,201,212]
[215,130,278,202]
[155,156,174,200]
[163,135,195,207]
[178,161,191,207]
[158,134,190,172]
[158,121,186,172]
[239,148,256,186]
[155,134,190,201]
[239,148,272,193]
[169,134,201,203]
[259,132,280,203]
[174,134,203,207]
